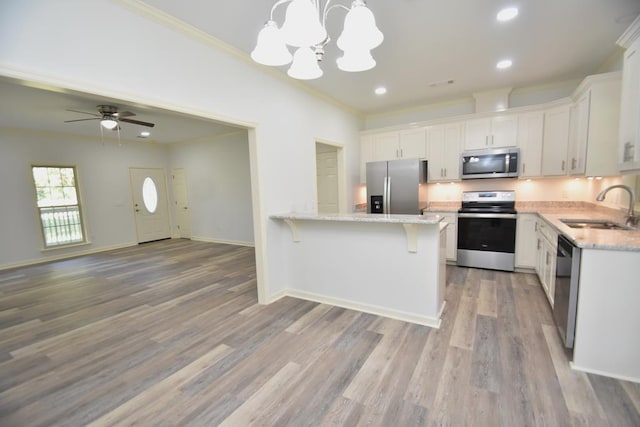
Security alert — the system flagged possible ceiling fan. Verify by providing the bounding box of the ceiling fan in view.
[64,105,155,130]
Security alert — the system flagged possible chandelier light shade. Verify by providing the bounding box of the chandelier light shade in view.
[336,48,376,72]
[251,21,293,66]
[252,0,383,80]
[280,0,327,47]
[288,47,324,80]
[336,2,383,51]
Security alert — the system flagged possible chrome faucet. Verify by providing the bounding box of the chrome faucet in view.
[596,184,639,226]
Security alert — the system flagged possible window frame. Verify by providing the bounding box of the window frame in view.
[31,164,88,249]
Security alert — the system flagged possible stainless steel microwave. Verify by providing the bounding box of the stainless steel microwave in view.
[461,147,519,179]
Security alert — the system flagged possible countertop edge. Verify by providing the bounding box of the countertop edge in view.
[270,212,444,225]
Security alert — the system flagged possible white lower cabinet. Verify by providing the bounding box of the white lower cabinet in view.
[515,214,537,268]
[535,218,558,307]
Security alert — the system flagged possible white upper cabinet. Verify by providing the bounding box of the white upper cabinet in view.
[618,16,640,172]
[516,111,544,178]
[365,129,427,163]
[542,104,571,176]
[568,73,621,177]
[373,131,401,161]
[426,122,463,182]
[398,128,427,159]
[463,115,518,150]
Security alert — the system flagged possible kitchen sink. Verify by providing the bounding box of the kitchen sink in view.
[560,218,633,230]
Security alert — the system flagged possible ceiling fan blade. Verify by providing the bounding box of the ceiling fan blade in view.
[117,111,136,118]
[64,118,101,123]
[65,109,100,117]
[119,118,155,128]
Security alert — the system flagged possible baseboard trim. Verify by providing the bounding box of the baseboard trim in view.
[570,362,640,384]
[191,236,255,247]
[264,289,288,304]
[0,242,138,271]
[283,289,442,328]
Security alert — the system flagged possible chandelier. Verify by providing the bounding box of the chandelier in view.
[251,0,383,80]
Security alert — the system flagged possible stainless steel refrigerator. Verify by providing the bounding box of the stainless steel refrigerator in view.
[366,159,427,214]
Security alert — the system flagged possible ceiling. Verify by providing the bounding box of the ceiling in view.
[0,79,244,144]
[1,0,639,143]
[143,0,640,114]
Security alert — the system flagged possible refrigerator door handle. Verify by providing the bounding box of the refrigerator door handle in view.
[382,177,388,214]
[386,176,391,213]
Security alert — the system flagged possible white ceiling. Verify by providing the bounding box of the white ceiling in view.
[143,0,640,114]
[0,79,244,144]
[1,0,639,143]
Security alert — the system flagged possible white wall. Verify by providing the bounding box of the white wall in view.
[169,132,254,245]
[0,127,259,268]
[0,129,169,267]
[0,0,361,300]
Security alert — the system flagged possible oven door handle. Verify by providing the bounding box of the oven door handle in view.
[458,213,517,219]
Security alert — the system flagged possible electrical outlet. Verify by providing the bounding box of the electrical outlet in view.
[562,190,568,199]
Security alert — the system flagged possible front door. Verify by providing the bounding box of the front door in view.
[172,168,191,239]
[129,168,171,243]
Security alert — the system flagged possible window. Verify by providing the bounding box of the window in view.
[31,166,85,248]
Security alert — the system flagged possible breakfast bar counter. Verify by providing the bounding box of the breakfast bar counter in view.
[270,213,447,327]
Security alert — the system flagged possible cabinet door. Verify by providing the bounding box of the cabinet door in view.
[491,115,518,148]
[516,214,537,268]
[427,123,462,182]
[463,118,491,150]
[569,92,590,175]
[542,105,570,176]
[398,128,426,159]
[544,239,556,307]
[517,112,544,178]
[426,126,446,181]
[619,38,640,171]
[443,123,463,180]
[373,132,399,161]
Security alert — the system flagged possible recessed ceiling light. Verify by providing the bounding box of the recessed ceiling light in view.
[374,86,387,95]
[496,59,513,69]
[139,131,151,138]
[497,7,519,22]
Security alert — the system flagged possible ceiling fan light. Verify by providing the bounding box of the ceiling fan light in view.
[100,118,118,130]
[337,1,383,51]
[251,21,293,66]
[280,0,327,47]
[336,48,376,72]
[287,47,323,80]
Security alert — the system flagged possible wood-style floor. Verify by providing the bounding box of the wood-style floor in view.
[0,240,638,426]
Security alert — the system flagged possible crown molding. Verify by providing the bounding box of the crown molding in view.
[617,14,640,48]
[114,0,361,118]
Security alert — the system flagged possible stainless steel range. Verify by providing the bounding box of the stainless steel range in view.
[457,191,517,271]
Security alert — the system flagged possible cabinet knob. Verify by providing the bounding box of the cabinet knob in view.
[561,160,565,171]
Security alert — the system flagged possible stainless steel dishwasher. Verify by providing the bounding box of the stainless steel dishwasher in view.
[553,235,581,349]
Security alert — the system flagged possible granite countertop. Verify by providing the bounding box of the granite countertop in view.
[271,212,444,225]
[430,201,640,251]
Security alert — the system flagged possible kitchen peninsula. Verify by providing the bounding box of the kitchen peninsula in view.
[270,213,446,327]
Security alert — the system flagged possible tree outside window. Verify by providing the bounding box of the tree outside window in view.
[32,166,85,248]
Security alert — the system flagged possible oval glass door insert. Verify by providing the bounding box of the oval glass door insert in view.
[142,177,158,213]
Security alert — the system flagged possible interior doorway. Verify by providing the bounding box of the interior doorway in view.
[171,168,191,239]
[315,142,346,214]
[129,167,172,243]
